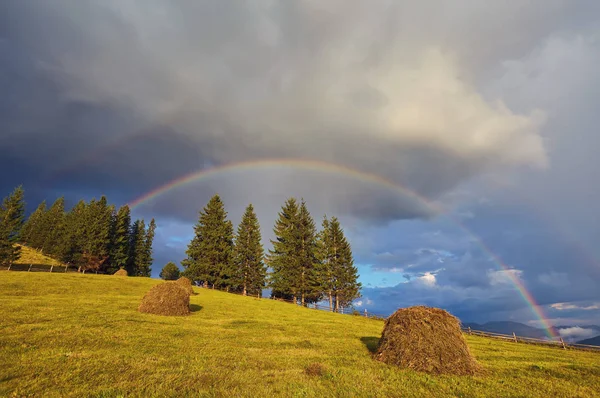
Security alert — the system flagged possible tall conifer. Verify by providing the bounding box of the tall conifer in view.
[110,205,131,273]
[182,195,234,288]
[316,216,361,311]
[233,204,265,296]
[42,197,65,257]
[268,198,300,301]
[0,186,25,267]
[296,200,320,306]
[20,200,46,248]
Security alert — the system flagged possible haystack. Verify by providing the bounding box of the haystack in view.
[114,268,128,276]
[375,306,480,375]
[138,282,190,316]
[175,276,195,295]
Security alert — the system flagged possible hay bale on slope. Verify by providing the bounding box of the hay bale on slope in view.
[114,268,128,276]
[138,282,190,316]
[175,276,195,295]
[375,306,480,375]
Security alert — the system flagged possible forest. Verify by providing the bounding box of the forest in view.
[0,186,155,276]
[1,186,361,310]
[181,195,361,311]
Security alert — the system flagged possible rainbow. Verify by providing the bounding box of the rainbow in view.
[128,158,558,338]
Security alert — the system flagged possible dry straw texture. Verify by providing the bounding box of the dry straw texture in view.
[138,282,190,316]
[114,269,128,276]
[175,277,195,295]
[376,306,481,375]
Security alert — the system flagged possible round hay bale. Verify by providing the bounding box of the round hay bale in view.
[114,268,128,276]
[375,306,480,375]
[175,277,194,295]
[138,282,190,316]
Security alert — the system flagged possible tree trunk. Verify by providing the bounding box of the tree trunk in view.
[301,293,305,307]
[328,291,333,311]
[335,294,339,312]
[292,295,297,305]
[243,283,247,296]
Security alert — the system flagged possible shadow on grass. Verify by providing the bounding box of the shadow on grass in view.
[361,336,380,354]
[190,304,203,312]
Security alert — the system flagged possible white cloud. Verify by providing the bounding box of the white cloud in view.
[418,272,437,287]
[558,327,598,340]
[551,302,600,311]
[488,269,523,286]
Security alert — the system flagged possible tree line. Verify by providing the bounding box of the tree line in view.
[0,186,156,276]
[179,194,361,310]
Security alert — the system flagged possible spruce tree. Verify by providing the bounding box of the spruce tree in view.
[268,198,300,301]
[110,205,131,273]
[42,197,65,258]
[160,262,180,280]
[128,219,147,276]
[316,216,334,311]
[182,194,234,288]
[0,186,26,267]
[20,200,47,248]
[233,204,266,296]
[335,236,361,309]
[295,200,320,306]
[316,216,361,311]
[59,200,87,267]
[139,218,156,277]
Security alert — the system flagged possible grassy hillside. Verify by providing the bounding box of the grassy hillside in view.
[1,273,599,397]
[10,244,65,269]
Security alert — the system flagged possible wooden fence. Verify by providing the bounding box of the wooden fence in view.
[461,326,600,352]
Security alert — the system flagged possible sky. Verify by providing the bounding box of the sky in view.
[2,1,599,338]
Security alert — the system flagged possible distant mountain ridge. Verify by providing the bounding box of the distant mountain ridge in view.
[462,321,600,346]
[462,321,548,339]
[577,335,600,346]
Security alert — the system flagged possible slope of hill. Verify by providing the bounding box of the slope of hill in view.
[10,244,65,270]
[1,273,599,397]
[578,335,600,346]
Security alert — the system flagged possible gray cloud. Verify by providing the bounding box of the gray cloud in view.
[1,0,554,224]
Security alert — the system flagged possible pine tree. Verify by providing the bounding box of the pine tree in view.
[233,204,266,296]
[316,216,361,311]
[59,200,87,267]
[335,235,361,309]
[20,200,47,248]
[139,218,156,277]
[128,219,147,276]
[42,197,65,258]
[0,186,26,267]
[316,216,334,311]
[110,205,131,273]
[182,194,234,289]
[268,198,300,301]
[295,200,320,306]
[160,262,181,280]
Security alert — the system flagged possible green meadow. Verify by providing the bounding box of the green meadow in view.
[1,272,599,397]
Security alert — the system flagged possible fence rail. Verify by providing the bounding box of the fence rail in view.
[461,326,600,352]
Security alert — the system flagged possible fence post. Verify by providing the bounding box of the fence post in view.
[560,337,566,350]
[28,264,32,272]
[513,332,518,343]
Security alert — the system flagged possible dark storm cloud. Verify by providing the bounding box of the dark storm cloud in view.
[0,0,551,224]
